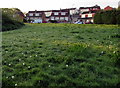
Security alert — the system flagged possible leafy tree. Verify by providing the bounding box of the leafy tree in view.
[2,8,24,31]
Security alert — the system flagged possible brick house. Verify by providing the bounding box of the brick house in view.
[79,5,101,23]
[62,8,79,23]
[26,10,46,23]
[50,9,70,22]
[104,6,113,11]
[26,9,71,23]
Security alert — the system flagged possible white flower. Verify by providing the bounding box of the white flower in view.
[30,56,32,58]
[15,83,17,86]
[66,65,68,67]
[101,51,104,54]
[12,76,14,79]
[6,76,8,79]
[19,59,21,61]
[113,51,116,53]
[23,63,25,65]
[9,64,11,66]
[28,66,31,68]
[36,55,38,57]
[48,65,51,67]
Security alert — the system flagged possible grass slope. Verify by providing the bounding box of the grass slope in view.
[2,23,120,87]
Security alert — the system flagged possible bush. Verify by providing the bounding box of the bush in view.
[94,10,120,24]
[94,12,103,24]
[2,9,25,32]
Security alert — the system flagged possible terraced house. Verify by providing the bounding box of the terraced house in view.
[50,9,70,22]
[79,5,101,23]
[26,10,46,23]
[26,5,101,23]
[26,8,78,23]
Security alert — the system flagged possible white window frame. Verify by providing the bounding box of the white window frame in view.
[29,13,33,16]
[54,12,59,15]
[30,17,33,20]
[60,17,64,20]
[55,17,59,20]
[88,14,92,17]
[51,17,54,20]
[65,17,68,21]
[61,12,66,15]
[35,13,39,16]
[81,14,86,18]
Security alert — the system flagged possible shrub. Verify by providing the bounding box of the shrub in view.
[94,10,120,24]
[2,9,25,31]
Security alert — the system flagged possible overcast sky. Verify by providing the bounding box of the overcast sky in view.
[0,0,119,12]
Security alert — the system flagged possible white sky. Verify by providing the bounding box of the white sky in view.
[0,0,119,13]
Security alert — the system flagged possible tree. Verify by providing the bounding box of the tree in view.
[2,8,24,31]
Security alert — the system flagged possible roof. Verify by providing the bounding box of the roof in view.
[104,6,113,10]
[61,8,76,10]
[79,5,100,9]
[51,9,69,12]
[28,10,44,13]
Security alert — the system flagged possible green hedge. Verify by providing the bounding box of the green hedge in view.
[94,10,120,24]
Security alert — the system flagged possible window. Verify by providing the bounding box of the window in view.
[35,13,39,16]
[55,17,59,20]
[65,17,68,21]
[54,12,59,15]
[61,12,66,15]
[88,14,92,17]
[93,8,97,10]
[30,17,33,20]
[60,17,64,20]
[29,13,33,16]
[51,17,54,20]
[81,14,85,18]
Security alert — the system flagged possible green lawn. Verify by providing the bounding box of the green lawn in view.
[2,23,120,87]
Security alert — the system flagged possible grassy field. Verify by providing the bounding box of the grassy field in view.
[2,23,120,87]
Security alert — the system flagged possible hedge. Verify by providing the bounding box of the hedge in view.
[94,10,120,24]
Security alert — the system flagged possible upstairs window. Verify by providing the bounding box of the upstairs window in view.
[61,12,66,15]
[54,12,59,15]
[35,13,39,16]
[29,13,33,16]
